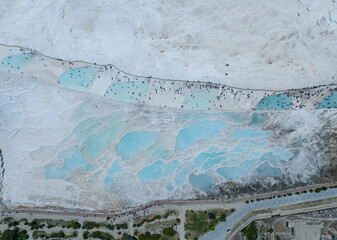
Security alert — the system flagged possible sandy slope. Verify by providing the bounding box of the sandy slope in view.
[0,0,337,90]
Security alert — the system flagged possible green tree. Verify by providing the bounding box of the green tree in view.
[57,231,65,238]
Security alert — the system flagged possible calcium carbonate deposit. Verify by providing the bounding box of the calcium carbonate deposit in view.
[1,0,337,211]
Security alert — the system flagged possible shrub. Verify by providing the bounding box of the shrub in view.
[122,234,137,240]
[241,221,257,240]
[208,213,216,220]
[67,221,81,229]
[163,227,177,236]
[57,231,65,238]
[82,221,100,230]
[83,231,89,239]
[116,223,128,229]
[220,214,227,222]
[209,225,215,231]
[139,231,162,240]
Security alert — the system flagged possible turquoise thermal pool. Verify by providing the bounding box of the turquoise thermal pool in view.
[317,91,337,109]
[255,93,292,110]
[57,66,96,90]
[2,45,337,112]
[41,102,299,205]
[0,53,36,73]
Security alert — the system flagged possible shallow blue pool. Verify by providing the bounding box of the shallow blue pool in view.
[317,92,337,109]
[174,167,190,186]
[175,120,226,151]
[216,159,259,181]
[189,173,214,193]
[105,81,149,103]
[0,53,36,73]
[108,159,122,175]
[44,148,88,180]
[81,130,111,161]
[182,88,219,109]
[193,152,225,168]
[164,160,179,177]
[138,160,164,184]
[256,162,283,178]
[58,66,96,90]
[230,128,272,139]
[103,176,115,186]
[255,93,292,110]
[248,113,265,127]
[116,131,159,161]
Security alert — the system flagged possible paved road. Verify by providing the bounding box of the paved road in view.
[200,188,337,240]
[3,181,336,218]
[1,182,337,240]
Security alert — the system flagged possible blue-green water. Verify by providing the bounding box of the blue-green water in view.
[255,93,292,110]
[317,92,337,109]
[175,120,226,151]
[256,162,283,178]
[103,176,115,186]
[164,160,179,177]
[216,159,260,181]
[193,152,225,168]
[116,131,159,161]
[202,156,226,171]
[108,160,122,175]
[182,88,219,109]
[248,113,265,127]
[81,130,111,161]
[58,66,96,90]
[105,81,149,103]
[45,148,88,180]
[189,173,214,193]
[138,160,164,184]
[230,128,272,139]
[174,167,190,186]
[0,53,36,73]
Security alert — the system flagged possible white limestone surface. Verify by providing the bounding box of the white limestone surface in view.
[0,0,337,90]
[1,71,337,211]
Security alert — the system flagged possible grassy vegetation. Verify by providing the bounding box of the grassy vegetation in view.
[134,215,162,227]
[121,234,137,240]
[32,230,46,239]
[184,208,234,239]
[245,185,331,204]
[116,223,128,230]
[86,231,115,240]
[21,218,81,230]
[134,210,178,228]
[32,230,78,239]
[138,231,162,240]
[82,221,115,231]
[162,227,177,237]
[82,221,100,230]
[0,227,29,240]
[67,221,81,229]
[241,221,257,240]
